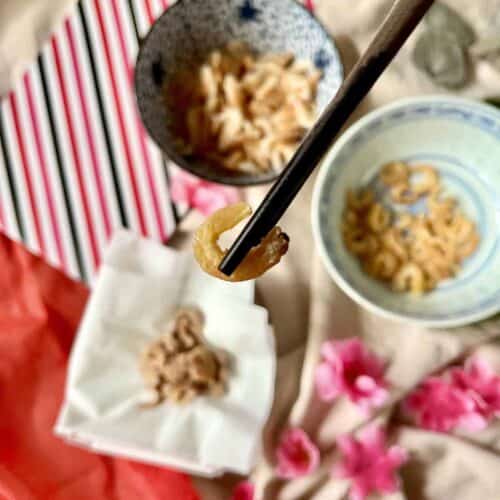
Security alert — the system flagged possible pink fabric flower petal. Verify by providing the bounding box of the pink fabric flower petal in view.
[333,425,408,500]
[355,375,377,392]
[336,434,362,460]
[350,481,370,500]
[276,428,320,479]
[450,356,500,422]
[372,471,398,494]
[315,338,389,413]
[170,170,198,206]
[192,185,236,216]
[405,379,478,433]
[370,387,390,407]
[320,339,344,363]
[458,412,488,432]
[315,362,341,401]
[406,357,500,433]
[468,356,495,379]
[231,481,254,500]
[358,424,386,454]
[304,0,315,13]
[170,170,241,215]
[386,446,409,468]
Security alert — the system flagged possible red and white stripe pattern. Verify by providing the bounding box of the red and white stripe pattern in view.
[0,0,176,283]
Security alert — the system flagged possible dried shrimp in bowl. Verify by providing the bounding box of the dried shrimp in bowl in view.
[193,202,289,281]
[341,163,480,295]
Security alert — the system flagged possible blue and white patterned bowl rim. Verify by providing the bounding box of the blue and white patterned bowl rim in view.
[312,95,500,329]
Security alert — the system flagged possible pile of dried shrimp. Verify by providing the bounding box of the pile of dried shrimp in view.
[342,162,480,294]
[167,41,321,174]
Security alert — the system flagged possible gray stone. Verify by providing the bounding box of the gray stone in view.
[413,29,468,88]
[425,2,476,48]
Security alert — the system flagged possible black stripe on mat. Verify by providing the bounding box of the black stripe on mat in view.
[127,0,141,41]
[0,107,26,241]
[38,54,88,282]
[78,1,129,229]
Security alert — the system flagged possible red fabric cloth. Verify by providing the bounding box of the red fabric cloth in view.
[0,233,199,500]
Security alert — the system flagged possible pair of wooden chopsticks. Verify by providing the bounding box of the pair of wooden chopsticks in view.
[219,0,435,276]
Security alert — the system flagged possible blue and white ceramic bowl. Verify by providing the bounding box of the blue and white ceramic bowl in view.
[312,96,500,328]
[135,0,342,186]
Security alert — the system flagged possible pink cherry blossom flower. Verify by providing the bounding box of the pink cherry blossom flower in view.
[231,481,254,500]
[304,0,315,11]
[170,170,241,216]
[315,338,389,414]
[450,356,500,424]
[276,428,320,479]
[403,377,486,433]
[333,425,408,500]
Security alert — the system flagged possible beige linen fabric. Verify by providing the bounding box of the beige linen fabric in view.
[3,1,500,499]
[0,0,76,97]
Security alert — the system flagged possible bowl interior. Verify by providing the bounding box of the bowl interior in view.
[314,97,500,327]
[135,0,343,185]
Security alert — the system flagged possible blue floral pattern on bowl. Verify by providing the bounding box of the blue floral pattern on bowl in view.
[238,0,261,22]
[312,96,500,328]
[135,0,343,186]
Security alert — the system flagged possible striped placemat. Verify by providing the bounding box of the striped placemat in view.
[0,0,176,284]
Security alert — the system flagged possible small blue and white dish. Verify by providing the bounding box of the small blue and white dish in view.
[135,0,343,186]
[312,96,500,328]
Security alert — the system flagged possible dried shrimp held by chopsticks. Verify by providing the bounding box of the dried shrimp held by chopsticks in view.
[193,202,289,281]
